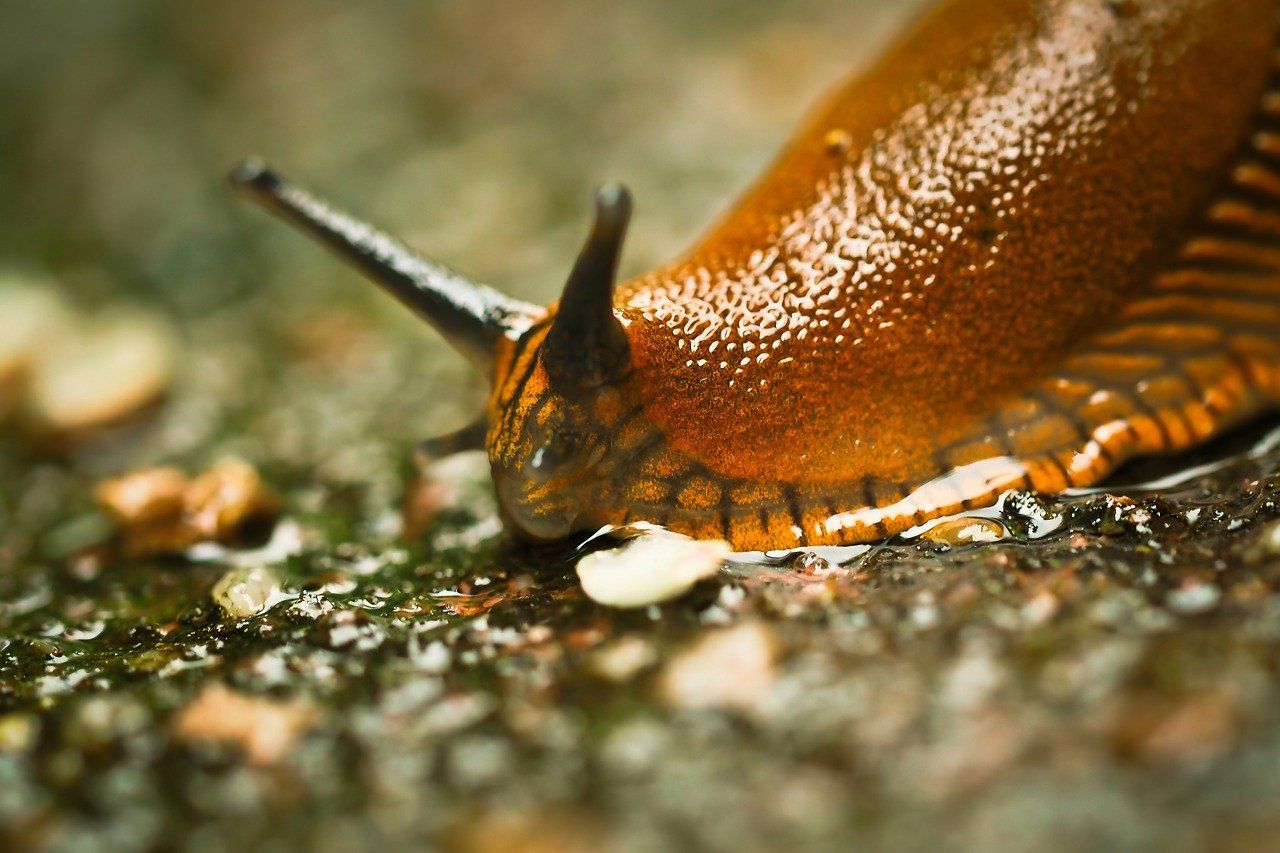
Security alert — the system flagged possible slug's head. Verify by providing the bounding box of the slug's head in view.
[487,184,636,540]
[231,162,636,542]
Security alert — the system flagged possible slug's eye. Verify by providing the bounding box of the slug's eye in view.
[525,429,607,482]
[527,431,583,479]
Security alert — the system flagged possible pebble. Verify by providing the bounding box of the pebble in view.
[1022,591,1061,626]
[0,714,36,753]
[590,636,659,682]
[211,566,285,619]
[171,683,314,766]
[659,622,777,712]
[417,693,494,736]
[940,642,1006,712]
[1167,583,1222,616]
[0,281,71,416]
[29,306,178,438]
[576,534,729,608]
[1246,519,1280,562]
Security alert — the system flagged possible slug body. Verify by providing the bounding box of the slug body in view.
[236,0,1280,550]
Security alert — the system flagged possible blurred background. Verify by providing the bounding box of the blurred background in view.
[0,0,925,514]
[0,0,923,316]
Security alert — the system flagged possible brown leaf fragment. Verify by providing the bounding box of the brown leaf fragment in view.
[95,459,280,556]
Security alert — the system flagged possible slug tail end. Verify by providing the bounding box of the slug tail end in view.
[230,159,539,371]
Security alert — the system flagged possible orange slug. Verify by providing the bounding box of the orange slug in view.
[234,0,1280,551]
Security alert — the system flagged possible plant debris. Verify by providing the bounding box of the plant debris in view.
[95,459,281,555]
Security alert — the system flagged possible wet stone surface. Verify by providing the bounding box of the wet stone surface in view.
[6,410,1280,849]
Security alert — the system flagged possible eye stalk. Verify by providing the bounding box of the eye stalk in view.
[230,159,540,372]
[233,163,641,543]
[541,183,634,392]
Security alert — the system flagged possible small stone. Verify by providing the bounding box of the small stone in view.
[1108,688,1242,768]
[418,693,494,736]
[65,696,148,746]
[941,643,1005,712]
[1246,519,1280,562]
[407,450,496,532]
[1167,582,1222,616]
[171,683,314,766]
[1022,590,1061,626]
[576,534,729,608]
[1139,691,1240,767]
[590,636,658,682]
[0,714,36,753]
[410,639,452,674]
[790,551,832,575]
[0,281,71,418]
[660,622,777,712]
[28,305,177,439]
[212,566,284,619]
[282,309,377,371]
[910,592,941,630]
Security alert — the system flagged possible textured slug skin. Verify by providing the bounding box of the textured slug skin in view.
[598,0,1280,544]
[492,0,1280,549]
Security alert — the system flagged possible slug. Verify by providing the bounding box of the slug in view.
[234,0,1280,550]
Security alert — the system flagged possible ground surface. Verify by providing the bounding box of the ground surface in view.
[4,2,1280,851]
